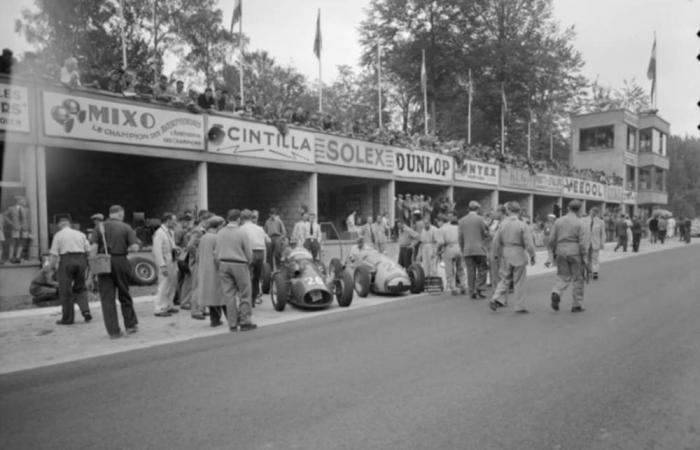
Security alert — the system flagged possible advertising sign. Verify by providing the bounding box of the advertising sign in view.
[534,174,566,194]
[562,177,605,200]
[623,151,638,166]
[207,117,315,163]
[43,91,205,150]
[1,83,30,132]
[314,134,393,171]
[500,167,535,190]
[606,185,624,203]
[454,160,499,185]
[393,148,453,182]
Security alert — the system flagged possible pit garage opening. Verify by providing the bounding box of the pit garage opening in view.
[533,194,560,221]
[317,174,390,240]
[499,190,533,220]
[207,163,313,234]
[45,147,201,243]
[453,187,494,218]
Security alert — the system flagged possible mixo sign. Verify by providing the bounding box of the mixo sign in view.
[314,134,393,171]
[43,91,205,150]
[562,178,605,200]
[393,148,452,181]
[208,117,315,163]
[1,83,30,132]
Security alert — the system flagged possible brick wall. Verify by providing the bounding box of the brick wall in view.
[144,160,200,218]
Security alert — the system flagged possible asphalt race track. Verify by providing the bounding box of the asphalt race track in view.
[1,244,700,450]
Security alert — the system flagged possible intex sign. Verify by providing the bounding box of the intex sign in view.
[393,148,452,182]
[314,134,393,171]
[43,91,205,150]
[454,160,499,185]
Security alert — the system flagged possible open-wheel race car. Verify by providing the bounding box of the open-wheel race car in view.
[332,245,425,297]
[266,247,354,311]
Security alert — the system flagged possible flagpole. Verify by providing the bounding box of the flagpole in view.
[239,7,244,106]
[467,68,472,145]
[527,114,532,160]
[120,0,128,70]
[317,9,323,113]
[653,31,657,110]
[377,40,382,128]
[318,53,322,113]
[500,83,505,155]
[422,49,428,135]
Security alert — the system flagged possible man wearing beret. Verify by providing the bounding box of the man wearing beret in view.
[549,199,588,313]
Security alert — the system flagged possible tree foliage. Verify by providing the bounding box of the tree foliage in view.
[667,135,700,218]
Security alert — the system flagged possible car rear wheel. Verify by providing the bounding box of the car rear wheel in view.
[408,263,425,294]
[270,272,289,312]
[335,271,354,307]
[354,266,371,298]
[261,262,272,294]
[129,256,157,286]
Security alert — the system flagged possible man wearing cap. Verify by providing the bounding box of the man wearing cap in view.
[458,201,490,299]
[549,199,588,313]
[5,195,31,263]
[264,208,287,270]
[489,201,536,313]
[581,206,605,280]
[90,205,140,338]
[216,209,256,332]
[50,217,92,324]
[241,209,270,305]
[152,212,180,317]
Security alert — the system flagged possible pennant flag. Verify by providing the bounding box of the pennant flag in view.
[314,9,322,60]
[647,35,657,103]
[230,0,242,33]
[420,51,427,95]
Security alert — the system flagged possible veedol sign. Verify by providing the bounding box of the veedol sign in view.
[208,117,315,163]
[43,91,205,150]
[1,83,30,132]
[562,178,605,200]
[454,160,499,185]
[393,148,452,181]
[314,134,393,171]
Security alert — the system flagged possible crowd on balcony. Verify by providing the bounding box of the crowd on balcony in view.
[1,49,623,186]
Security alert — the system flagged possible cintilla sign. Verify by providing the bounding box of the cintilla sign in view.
[393,148,453,181]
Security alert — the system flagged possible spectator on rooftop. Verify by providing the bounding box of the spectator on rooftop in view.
[152,75,174,101]
[82,64,102,89]
[197,87,216,110]
[60,57,81,89]
[121,69,137,95]
[0,48,14,75]
[170,80,189,105]
[104,69,124,93]
[291,107,307,125]
[322,114,334,131]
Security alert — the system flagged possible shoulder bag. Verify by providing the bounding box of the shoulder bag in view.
[88,222,112,275]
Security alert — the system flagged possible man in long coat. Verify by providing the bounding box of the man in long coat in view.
[458,201,489,299]
[197,216,226,327]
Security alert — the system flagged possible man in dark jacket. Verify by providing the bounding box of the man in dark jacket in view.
[458,201,489,299]
[614,215,629,252]
[648,216,658,244]
[631,216,643,252]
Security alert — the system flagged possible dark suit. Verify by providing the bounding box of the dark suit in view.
[458,212,489,295]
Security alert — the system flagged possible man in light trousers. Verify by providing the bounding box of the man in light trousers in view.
[152,213,179,317]
[581,206,605,280]
[437,213,465,295]
[550,200,588,313]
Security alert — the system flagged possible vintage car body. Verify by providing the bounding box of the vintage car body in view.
[269,253,353,311]
[335,246,424,297]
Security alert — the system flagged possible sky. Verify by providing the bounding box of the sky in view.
[2,0,699,136]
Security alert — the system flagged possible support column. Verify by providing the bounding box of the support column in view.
[22,145,40,260]
[446,185,454,206]
[196,162,208,211]
[387,180,396,224]
[309,172,318,216]
[36,145,49,257]
[527,194,534,221]
[491,190,499,210]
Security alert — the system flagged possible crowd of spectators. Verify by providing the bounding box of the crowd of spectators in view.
[0,48,623,186]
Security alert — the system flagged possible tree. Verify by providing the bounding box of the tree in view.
[667,135,700,218]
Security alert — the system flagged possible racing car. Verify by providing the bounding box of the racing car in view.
[268,248,354,311]
[333,245,425,297]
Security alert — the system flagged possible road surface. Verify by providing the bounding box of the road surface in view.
[1,244,699,450]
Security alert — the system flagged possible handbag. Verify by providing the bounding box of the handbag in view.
[88,222,112,275]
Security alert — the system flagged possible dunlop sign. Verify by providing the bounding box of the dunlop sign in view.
[208,117,315,163]
[393,148,453,182]
[562,178,605,200]
[43,91,205,150]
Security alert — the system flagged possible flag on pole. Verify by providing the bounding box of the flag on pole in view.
[314,9,322,60]
[421,50,428,134]
[119,0,127,69]
[646,35,657,107]
[230,0,242,33]
[377,38,383,128]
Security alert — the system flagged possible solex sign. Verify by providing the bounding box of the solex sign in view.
[43,91,204,150]
[314,134,393,171]
[393,148,453,182]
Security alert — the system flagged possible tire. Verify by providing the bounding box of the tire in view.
[335,271,354,307]
[408,263,425,294]
[129,256,157,286]
[270,272,289,312]
[261,262,272,294]
[353,265,371,298]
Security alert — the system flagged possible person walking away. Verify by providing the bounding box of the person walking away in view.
[648,216,658,244]
[29,263,59,303]
[216,209,256,332]
[667,216,676,240]
[631,216,643,252]
[489,202,536,313]
[437,213,466,295]
[604,213,615,243]
[241,209,270,306]
[49,217,92,324]
[581,207,605,280]
[543,214,556,268]
[264,208,286,270]
[90,205,140,338]
[152,213,180,317]
[549,200,588,313]
[487,205,506,287]
[656,216,667,244]
[197,216,227,327]
[683,217,692,243]
[459,201,489,299]
[417,215,439,277]
[397,220,418,269]
[613,215,629,252]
